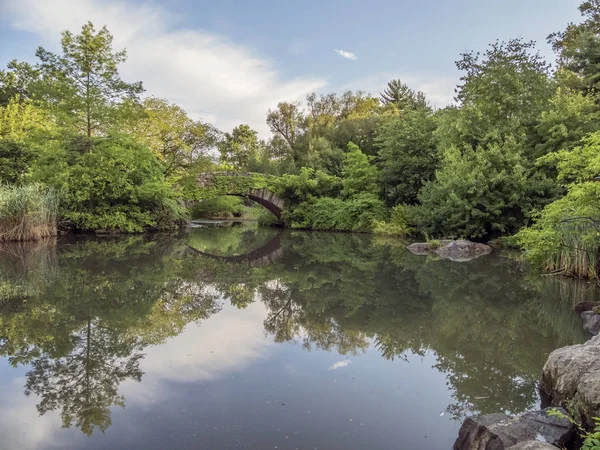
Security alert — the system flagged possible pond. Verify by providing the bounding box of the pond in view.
[0,224,593,449]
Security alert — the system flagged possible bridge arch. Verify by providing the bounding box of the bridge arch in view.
[196,172,284,220]
[186,231,283,268]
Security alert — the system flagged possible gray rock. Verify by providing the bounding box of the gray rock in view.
[507,442,558,450]
[407,240,493,262]
[540,334,600,427]
[436,239,493,262]
[453,408,573,450]
[406,242,430,256]
[581,311,600,335]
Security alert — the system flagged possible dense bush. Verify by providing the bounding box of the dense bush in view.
[0,183,60,241]
[270,167,342,205]
[413,140,557,239]
[286,193,386,232]
[33,137,186,232]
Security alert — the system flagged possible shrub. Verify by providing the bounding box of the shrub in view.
[191,196,245,219]
[287,193,386,232]
[271,167,343,205]
[516,182,600,279]
[0,183,60,241]
[33,136,186,233]
[373,204,413,237]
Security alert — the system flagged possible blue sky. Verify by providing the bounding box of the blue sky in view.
[0,0,583,135]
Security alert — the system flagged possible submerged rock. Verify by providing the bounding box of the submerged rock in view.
[407,239,492,262]
[581,311,600,335]
[453,408,573,450]
[540,334,600,427]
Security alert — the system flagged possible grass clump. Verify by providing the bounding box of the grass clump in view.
[0,183,60,242]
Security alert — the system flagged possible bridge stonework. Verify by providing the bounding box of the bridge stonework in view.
[196,172,284,219]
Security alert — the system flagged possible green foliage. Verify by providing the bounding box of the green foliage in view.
[287,193,386,232]
[33,137,186,232]
[271,167,342,204]
[191,196,245,219]
[379,78,429,110]
[377,108,439,205]
[415,140,555,238]
[373,204,412,237]
[35,21,143,138]
[0,140,34,184]
[219,124,261,171]
[516,182,600,278]
[341,142,379,198]
[0,183,60,241]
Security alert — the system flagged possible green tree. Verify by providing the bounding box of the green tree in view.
[123,97,217,177]
[0,140,34,184]
[379,79,429,110]
[376,108,439,205]
[266,101,305,164]
[0,60,40,106]
[415,139,553,239]
[33,136,186,232]
[341,142,379,198]
[219,124,261,170]
[35,22,143,140]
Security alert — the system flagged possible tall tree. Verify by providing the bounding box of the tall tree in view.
[219,124,261,170]
[266,101,304,163]
[35,22,143,140]
[379,79,428,110]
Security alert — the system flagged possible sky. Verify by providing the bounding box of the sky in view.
[0,0,584,136]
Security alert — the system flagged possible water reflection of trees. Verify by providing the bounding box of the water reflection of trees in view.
[0,236,221,435]
[0,231,591,435]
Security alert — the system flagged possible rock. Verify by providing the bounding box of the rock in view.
[506,442,558,450]
[453,408,573,450]
[436,239,493,262]
[406,242,430,256]
[407,240,492,262]
[581,311,600,335]
[540,334,600,427]
[574,301,600,314]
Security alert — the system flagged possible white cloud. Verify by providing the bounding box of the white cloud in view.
[121,301,273,405]
[0,0,326,136]
[336,72,458,109]
[334,49,358,61]
[329,359,351,370]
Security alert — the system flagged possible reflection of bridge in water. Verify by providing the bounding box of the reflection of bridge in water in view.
[186,231,283,268]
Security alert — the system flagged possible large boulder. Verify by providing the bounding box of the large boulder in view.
[540,334,600,427]
[453,408,573,450]
[407,239,492,262]
[581,311,600,336]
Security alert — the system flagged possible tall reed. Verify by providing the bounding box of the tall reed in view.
[0,183,60,242]
[545,221,599,279]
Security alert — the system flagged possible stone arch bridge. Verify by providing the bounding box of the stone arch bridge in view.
[196,172,284,219]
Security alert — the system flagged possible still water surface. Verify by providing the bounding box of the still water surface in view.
[0,224,592,449]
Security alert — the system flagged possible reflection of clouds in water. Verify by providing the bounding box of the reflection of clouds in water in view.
[329,359,351,370]
[122,301,273,405]
[0,384,67,450]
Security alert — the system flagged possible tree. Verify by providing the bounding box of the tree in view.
[376,108,439,205]
[379,79,429,110]
[32,136,186,232]
[439,39,554,155]
[266,101,305,164]
[123,97,217,177]
[0,60,40,106]
[219,124,260,170]
[35,22,143,140]
[0,140,34,184]
[415,139,556,239]
[341,142,379,198]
